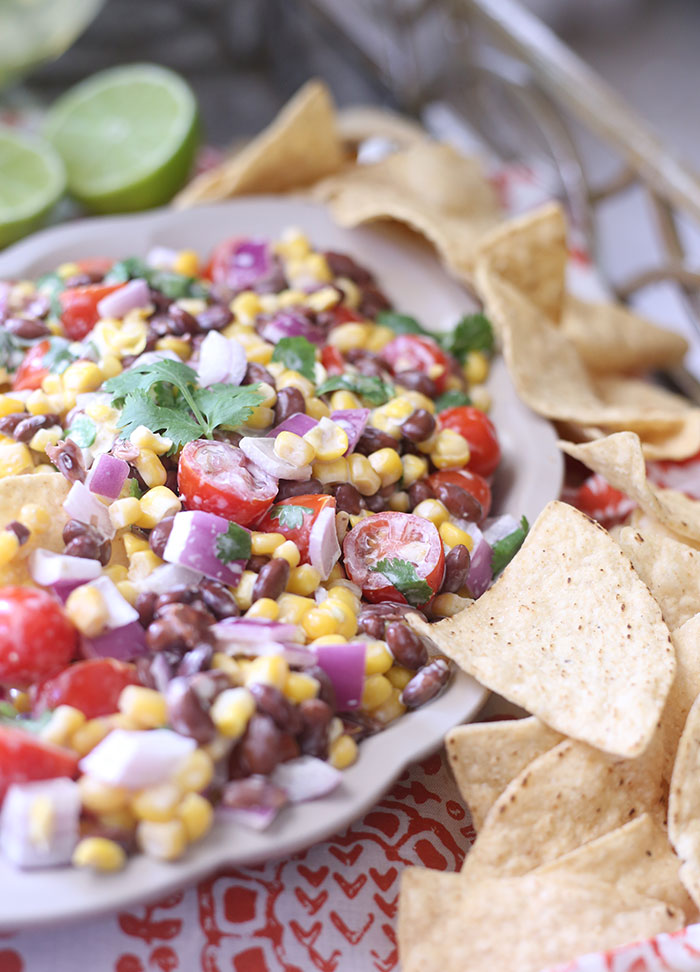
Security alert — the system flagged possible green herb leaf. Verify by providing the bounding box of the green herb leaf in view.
[116,390,202,448]
[105,258,209,300]
[0,703,53,734]
[376,310,430,336]
[0,331,33,374]
[193,383,266,434]
[270,504,314,530]
[128,478,143,499]
[316,374,394,406]
[43,336,80,374]
[36,271,65,317]
[439,313,494,363]
[369,557,433,607]
[104,257,149,284]
[491,516,529,576]
[271,336,317,382]
[104,358,198,406]
[67,414,97,448]
[435,389,472,412]
[216,522,252,564]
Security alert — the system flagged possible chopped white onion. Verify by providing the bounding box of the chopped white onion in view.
[270,756,343,803]
[0,778,80,869]
[141,563,204,594]
[197,331,247,387]
[85,576,139,630]
[29,548,102,587]
[146,246,179,270]
[239,436,311,481]
[79,729,196,789]
[482,514,522,547]
[308,503,341,580]
[63,481,115,539]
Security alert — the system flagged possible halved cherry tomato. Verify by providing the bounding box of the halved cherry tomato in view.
[58,282,122,340]
[256,494,336,562]
[321,345,345,375]
[178,439,278,527]
[562,474,635,529]
[381,335,454,394]
[343,512,444,606]
[75,257,114,278]
[11,338,50,391]
[323,306,365,328]
[0,588,77,688]
[32,658,140,719]
[0,727,79,803]
[438,406,501,477]
[428,468,492,519]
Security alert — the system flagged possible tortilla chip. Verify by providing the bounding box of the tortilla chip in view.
[669,692,700,910]
[562,293,688,373]
[413,501,675,757]
[562,431,700,544]
[445,717,562,830]
[0,472,69,585]
[398,867,682,972]
[660,614,700,778]
[174,80,346,207]
[314,142,500,280]
[576,417,700,462]
[460,736,667,881]
[335,105,428,151]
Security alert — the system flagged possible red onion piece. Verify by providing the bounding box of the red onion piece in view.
[79,728,196,789]
[80,620,147,662]
[312,641,366,710]
[141,563,204,594]
[163,510,248,586]
[270,756,343,802]
[259,310,326,346]
[266,412,318,439]
[465,537,493,599]
[63,481,115,539]
[217,805,281,831]
[239,436,311,481]
[197,331,247,388]
[0,779,80,869]
[29,548,102,587]
[146,246,179,270]
[51,579,84,603]
[85,453,129,500]
[97,278,150,319]
[330,408,370,454]
[308,503,341,580]
[223,239,274,292]
[212,618,301,644]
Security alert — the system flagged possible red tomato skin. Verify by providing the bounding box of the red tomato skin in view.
[321,345,345,375]
[256,494,336,562]
[381,335,454,394]
[0,727,79,803]
[324,307,365,328]
[438,406,501,477]
[75,257,113,277]
[178,440,278,527]
[59,283,122,340]
[32,659,141,719]
[0,588,77,688]
[427,468,492,519]
[12,339,51,391]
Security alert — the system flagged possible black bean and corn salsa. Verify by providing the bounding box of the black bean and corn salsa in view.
[0,230,528,872]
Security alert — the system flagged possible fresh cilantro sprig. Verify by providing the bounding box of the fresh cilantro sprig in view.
[439,313,494,362]
[66,414,97,448]
[216,522,252,564]
[376,311,430,336]
[491,516,529,576]
[105,257,209,301]
[36,271,65,317]
[270,504,313,530]
[369,557,433,608]
[0,331,34,374]
[435,389,472,412]
[316,374,394,406]
[43,336,81,374]
[271,337,317,383]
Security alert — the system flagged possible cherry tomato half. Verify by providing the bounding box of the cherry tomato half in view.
[0,587,77,688]
[178,439,278,527]
[58,282,122,341]
[75,257,114,278]
[428,468,492,519]
[381,335,454,394]
[343,512,444,606]
[32,659,141,720]
[562,474,635,530]
[256,494,336,562]
[12,339,51,391]
[0,727,79,803]
[438,406,501,477]
[321,345,345,375]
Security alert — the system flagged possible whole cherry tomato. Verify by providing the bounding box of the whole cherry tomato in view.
[428,468,492,519]
[0,727,79,802]
[438,406,501,477]
[381,335,454,394]
[58,282,122,340]
[178,439,278,527]
[256,494,336,562]
[0,588,77,688]
[12,339,50,391]
[32,659,141,719]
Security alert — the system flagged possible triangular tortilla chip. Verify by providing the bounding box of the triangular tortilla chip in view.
[669,692,700,910]
[618,525,700,630]
[0,472,69,585]
[335,105,428,150]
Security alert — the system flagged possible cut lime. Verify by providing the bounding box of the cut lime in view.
[44,63,199,214]
[0,126,66,248]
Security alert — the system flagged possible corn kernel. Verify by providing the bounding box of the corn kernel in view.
[431,429,471,470]
[210,686,256,738]
[246,342,274,366]
[137,819,187,861]
[211,652,244,684]
[277,369,315,400]
[302,607,337,639]
[65,584,108,637]
[276,228,311,260]
[117,580,138,605]
[328,322,370,353]
[387,664,414,690]
[365,325,395,352]
[365,640,394,676]
[0,530,19,568]
[274,430,316,467]
[128,550,163,582]
[134,449,166,488]
[283,671,320,703]
[98,807,137,832]
[371,686,407,725]
[85,401,118,425]
[251,531,285,556]
[400,453,428,488]
[368,447,403,488]
[348,510,373,528]
[0,441,33,476]
[123,532,150,557]
[104,564,128,584]
[287,564,321,596]
[362,674,393,710]
[231,291,263,325]
[109,496,142,530]
[0,396,24,418]
[71,717,112,756]
[118,686,166,730]
[245,654,289,691]
[57,261,80,278]
[276,288,307,309]
[326,585,360,612]
[312,457,348,485]
[9,689,29,713]
[272,539,301,568]
[347,453,381,496]
[464,350,489,385]
[40,373,63,395]
[177,792,214,842]
[471,386,492,412]
[40,705,86,747]
[62,361,104,394]
[29,426,62,454]
[323,598,358,639]
[233,570,257,611]
[329,390,361,411]
[173,248,199,276]
[305,398,330,421]
[98,354,123,380]
[431,593,471,617]
[277,593,315,625]
[78,775,130,814]
[329,733,358,769]
[33,463,55,475]
[156,337,192,360]
[413,498,449,526]
[245,597,280,621]
[388,490,410,512]
[173,749,215,793]
[129,425,173,455]
[398,390,436,415]
[439,521,475,551]
[137,486,181,529]
[73,836,126,872]
[304,417,348,462]
[132,782,182,822]
[369,403,408,440]
[306,286,341,312]
[25,390,52,416]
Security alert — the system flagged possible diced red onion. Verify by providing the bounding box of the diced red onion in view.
[141,563,204,594]
[97,278,150,319]
[465,537,493,599]
[217,805,281,831]
[266,412,318,439]
[80,620,147,662]
[163,510,248,586]
[270,756,343,803]
[212,618,302,644]
[312,641,366,710]
[308,503,341,580]
[79,728,196,789]
[146,246,179,270]
[51,579,84,603]
[482,514,521,547]
[197,331,247,388]
[88,576,139,629]
[126,349,179,370]
[63,481,115,539]
[29,548,102,587]
[0,779,80,869]
[330,408,370,454]
[239,436,311,481]
[259,310,326,346]
[85,453,129,500]
[224,239,274,292]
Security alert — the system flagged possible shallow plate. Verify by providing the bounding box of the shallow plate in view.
[0,198,563,929]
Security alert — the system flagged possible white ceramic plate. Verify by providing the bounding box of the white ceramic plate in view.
[0,199,563,928]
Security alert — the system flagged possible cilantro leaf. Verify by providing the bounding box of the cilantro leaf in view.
[271,337,317,382]
[369,557,433,607]
[316,374,394,406]
[67,414,97,448]
[270,504,313,530]
[128,478,143,499]
[376,310,430,336]
[0,331,33,374]
[216,522,252,564]
[36,271,64,317]
[104,257,149,283]
[435,389,472,412]
[193,384,266,434]
[439,313,494,363]
[43,336,80,374]
[116,390,202,447]
[491,516,529,576]
[105,258,209,300]
[0,702,53,733]
[104,358,198,406]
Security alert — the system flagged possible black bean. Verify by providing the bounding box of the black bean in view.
[434,483,482,521]
[303,665,337,710]
[47,439,85,483]
[166,676,216,744]
[247,554,269,572]
[323,251,375,286]
[363,492,385,513]
[148,516,175,559]
[274,386,306,425]
[148,288,173,314]
[64,534,102,561]
[441,544,471,594]
[4,317,49,339]
[13,413,60,443]
[344,349,388,379]
[394,372,438,398]
[63,520,110,563]
[167,304,199,335]
[401,409,436,444]
[276,478,323,501]
[400,659,452,708]
[177,643,214,677]
[240,713,283,775]
[197,305,233,332]
[154,586,201,611]
[0,413,28,436]
[354,426,397,456]
[334,483,362,515]
[62,273,94,288]
[146,602,215,654]
[249,682,303,734]
[385,622,429,670]
[408,480,435,509]
[200,578,239,620]
[298,698,333,758]
[358,602,427,639]
[358,285,391,318]
[135,591,158,628]
[5,521,29,546]
[243,362,274,386]
[252,559,290,602]
[221,777,287,810]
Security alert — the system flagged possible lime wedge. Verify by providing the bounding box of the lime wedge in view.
[44,64,199,214]
[0,126,66,248]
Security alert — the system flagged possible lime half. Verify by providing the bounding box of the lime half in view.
[44,63,199,214]
[0,126,66,248]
